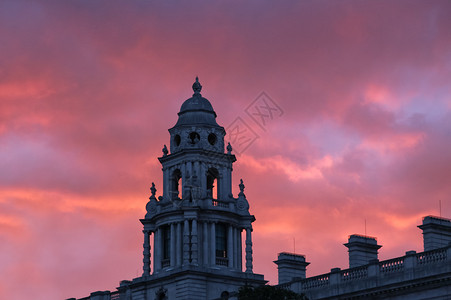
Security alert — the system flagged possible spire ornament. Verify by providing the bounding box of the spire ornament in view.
[162,144,168,157]
[227,142,232,154]
[192,76,202,95]
[145,182,158,218]
[237,179,249,213]
[150,182,157,198]
[239,179,245,195]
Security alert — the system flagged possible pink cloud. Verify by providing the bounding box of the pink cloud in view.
[1,0,451,299]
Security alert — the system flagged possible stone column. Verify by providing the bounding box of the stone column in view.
[233,227,238,269]
[245,226,253,273]
[154,228,161,271]
[211,222,216,266]
[183,219,190,264]
[218,170,224,199]
[191,219,198,265]
[168,166,174,200]
[153,229,157,271]
[181,164,186,199]
[239,229,243,271]
[200,163,206,198]
[163,167,168,201]
[228,225,234,268]
[193,161,199,182]
[176,222,182,266]
[187,161,192,179]
[227,166,232,195]
[203,222,209,266]
[142,230,151,276]
[170,223,176,267]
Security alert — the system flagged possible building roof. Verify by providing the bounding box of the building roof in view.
[174,77,219,127]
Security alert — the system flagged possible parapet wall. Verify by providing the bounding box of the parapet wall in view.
[279,245,451,299]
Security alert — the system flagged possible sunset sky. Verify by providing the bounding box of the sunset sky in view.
[1,1,451,299]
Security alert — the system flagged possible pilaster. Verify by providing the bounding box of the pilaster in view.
[183,219,190,265]
[170,223,176,267]
[142,230,151,276]
[228,225,234,268]
[176,222,182,266]
[245,226,253,273]
[192,219,198,265]
[211,222,216,266]
[203,222,209,266]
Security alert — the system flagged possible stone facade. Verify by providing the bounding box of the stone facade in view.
[277,216,451,299]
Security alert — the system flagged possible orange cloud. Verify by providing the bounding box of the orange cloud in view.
[240,154,334,181]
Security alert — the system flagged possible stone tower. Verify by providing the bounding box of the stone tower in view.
[135,78,265,300]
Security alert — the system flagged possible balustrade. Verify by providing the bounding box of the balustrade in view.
[342,266,368,281]
[417,248,447,265]
[302,274,330,289]
[380,258,404,273]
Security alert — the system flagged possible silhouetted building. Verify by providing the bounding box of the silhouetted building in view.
[277,215,451,299]
[69,79,451,300]
[68,78,265,300]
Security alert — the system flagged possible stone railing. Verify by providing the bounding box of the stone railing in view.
[283,244,451,294]
[302,274,330,289]
[211,200,229,208]
[380,257,404,274]
[417,247,447,265]
[342,266,368,281]
[216,257,228,266]
[278,282,292,290]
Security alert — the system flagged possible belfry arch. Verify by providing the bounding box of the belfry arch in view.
[206,167,219,199]
[171,169,182,199]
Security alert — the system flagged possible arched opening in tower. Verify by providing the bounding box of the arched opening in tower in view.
[207,168,219,200]
[172,169,182,199]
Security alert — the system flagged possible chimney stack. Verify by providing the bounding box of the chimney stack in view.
[274,252,310,284]
[418,216,451,251]
[344,235,381,268]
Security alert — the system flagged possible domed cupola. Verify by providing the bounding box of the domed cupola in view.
[168,77,225,154]
[175,77,219,127]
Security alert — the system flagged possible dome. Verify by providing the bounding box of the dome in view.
[179,95,215,115]
[174,77,219,127]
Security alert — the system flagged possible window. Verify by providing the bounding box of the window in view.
[189,132,200,144]
[216,223,227,258]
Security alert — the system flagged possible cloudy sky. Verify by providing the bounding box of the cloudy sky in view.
[1,1,451,299]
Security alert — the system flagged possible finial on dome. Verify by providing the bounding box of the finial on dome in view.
[192,76,202,95]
